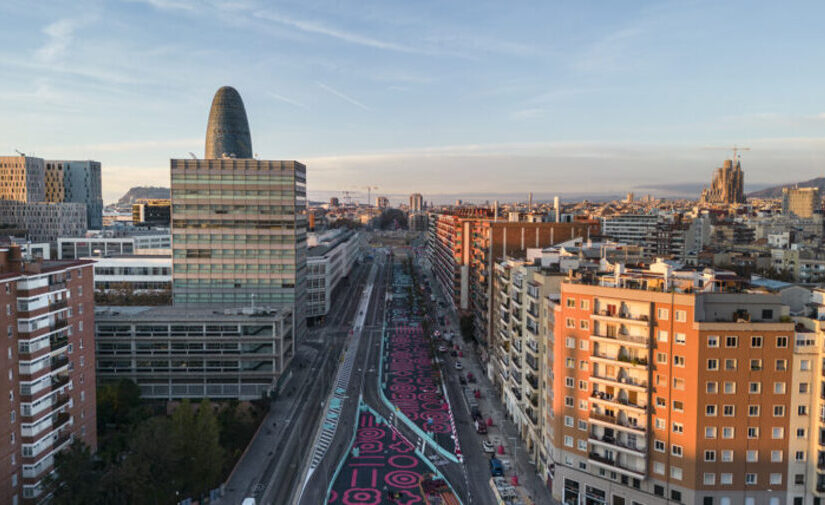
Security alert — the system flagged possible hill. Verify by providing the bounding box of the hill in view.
[117,186,170,206]
[748,178,825,198]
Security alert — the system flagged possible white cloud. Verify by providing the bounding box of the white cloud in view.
[267,91,307,110]
[36,17,88,62]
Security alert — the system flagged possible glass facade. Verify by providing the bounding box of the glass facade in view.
[170,158,307,341]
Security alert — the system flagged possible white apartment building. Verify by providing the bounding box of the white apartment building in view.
[58,233,171,259]
[306,229,362,321]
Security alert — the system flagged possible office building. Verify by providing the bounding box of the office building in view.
[0,156,45,203]
[44,160,103,230]
[306,229,362,321]
[0,201,87,242]
[132,199,171,226]
[410,193,424,212]
[0,245,96,503]
[701,158,746,205]
[782,187,821,218]
[549,260,802,505]
[58,233,170,259]
[95,305,293,400]
[602,215,659,247]
[171,86,307,342]
[92,255,172,292]
[376,196,389,210]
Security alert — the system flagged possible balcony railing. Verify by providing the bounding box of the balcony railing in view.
[590,332,649,346]
[588,452,645,476]
[50,355,69,370]
[589,412,645,432]
[591,352,649,368]
[591,391,647,412]
[593,311,650,325]
[590,372,648,390]
[50,336,68,352]
[49,299,68,311]
[526,373,539,390]
[589,433,645,454]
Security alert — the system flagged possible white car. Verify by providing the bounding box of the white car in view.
[438,345,448,353]
[482,439,495,454]
[455,361,463,370]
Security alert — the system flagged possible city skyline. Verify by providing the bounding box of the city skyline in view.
[2,1,825,202]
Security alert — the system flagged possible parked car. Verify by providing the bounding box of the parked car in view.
[474,419,487,434]
[454,361,463,370]
[482,439,496,454]
[489,457,504,477]
[438,345,448,353]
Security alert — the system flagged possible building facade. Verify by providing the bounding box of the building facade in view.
[132,199,171,226]
[0,202,87,243]
[782,188,821,219]
[410,193,423,212]
[549,263,804,505]
[95,305,293,400]
[0,247,96,504]
[306,229,361,321]
[0,156,45,203]
[91,255,171,292]
[58,234,171,259]
[44,161,103,230]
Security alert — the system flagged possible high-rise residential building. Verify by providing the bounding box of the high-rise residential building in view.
[782,187,821,218]
[0,156,46,203]
[602,214,659,247]
[171,86,307,341]
[410,193,424,212]
[0,244,96,503]
[132,199,171,226]
[548,260,803,505]
[44,160,103,229]
[701,158,746,205]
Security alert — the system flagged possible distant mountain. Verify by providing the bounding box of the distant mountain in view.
[748,178,825,198]
[117,186,170,206]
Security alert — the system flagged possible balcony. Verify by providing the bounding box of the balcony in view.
[590,331,649,347]
[50,335,68,352]
[588,451,646,478]
[526,339,539,355]
[590,391,647,413]
[589,432,646,455]
[510,386,522,401]
[592,311,650,326]
[525,355,539,372]
[590,372,649,392]
[49,299,68,311]
[589,412,646,433]
[526,373,539,391]
[591,352,649,369]
[52,411,70,430]
[50,354,69,372]
[526,407,539,426]
[50,319,69,332]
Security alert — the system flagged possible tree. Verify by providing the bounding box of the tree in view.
[191,399,224,497]
[460,314,474,342]
[47,440,103,505]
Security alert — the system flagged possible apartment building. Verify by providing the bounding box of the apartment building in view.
[44,160,103,230]
[0,245,96,504]
[782,188,821,219]
[0,201,87,243]
[91,255,172,292]
[602,215,659,247]
[0,156,45,203]
[550,261,803,505]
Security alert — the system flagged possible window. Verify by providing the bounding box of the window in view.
[721,450,733,462]
[706,382,718,393]
[657,353,667,364]
[706,405,717,416]
[774,382,786,394]
[801,359,811,371]
[725,336,738,347]
[776,360,787,371]
[723,405,735,416]
[671,488,682,501]
[579,320,589,330]
[578,420,587,431]
[580,300,589,310]
[675,310,686,322]
[653,462,665,475]
[704,474,716,485]
[750,359,762,371]
[773,405,785,416]
[655,418,665,430]
[566,318,575,328]
[658,308,669,320]
[707,359,718,371]
[654,440,665,452]
[747,427,759,438]
[799,405,808,416]
[771,450,783,462]
[795,451,805,461]
[705,427,717,438]
[745,473,757,485]
[564,416,574,427]
[749,405,760,416]
[797,428,806,438]
[673,355,685,367]
[670,468,683,482]
[673,377,685,390]
[724,359,736,371]
[795,474,805,485]
[746,450,758,462]
[672,445,683,457]
[749,382,761,394]
[672,400,684,412]
[751,336,762,348]
[707,335,719,347]
[722,427,734,439]
[658,330,668,342]
[566,298,576,308]
[723,382,736,394]
[704,450,716,461]
[564,435,573,447]
[566,358,575,368]
[800,383,810,393]
[654,486,664,497]
[579,381,588,391]
[777,336,788,348]
[565,377,574,388]
[564,396,574,407]
[566,337,575,348]
[762,309,773,319]
[672,422,684,434]
[577,440,587,451]
[720,473,733,485]
[772,427,784,439]
[656,397,667,408]
[675,333,686,345]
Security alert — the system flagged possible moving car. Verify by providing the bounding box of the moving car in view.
[438,345,448,353]
[474,419,487,434]
[482,439,496,454]
[454,361,463,370]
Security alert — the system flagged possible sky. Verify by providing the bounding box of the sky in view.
[1,0,825,204]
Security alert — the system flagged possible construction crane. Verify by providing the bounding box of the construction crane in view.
[341,190,353,206]
[14,149,25,157]
[365,185,379,208]
[703,145,751,160]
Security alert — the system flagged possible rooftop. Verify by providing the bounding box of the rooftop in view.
[95,304,291,322]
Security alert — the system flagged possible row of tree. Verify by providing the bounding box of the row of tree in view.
[48,380,265,505]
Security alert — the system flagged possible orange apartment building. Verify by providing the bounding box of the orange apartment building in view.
[550,262,809,505]
[0,245,96,504]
